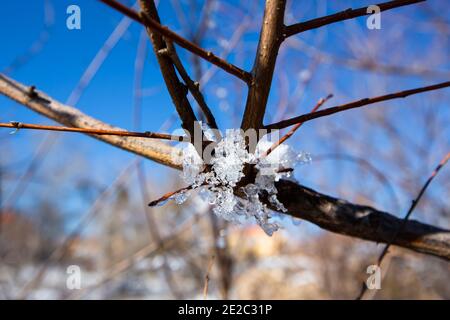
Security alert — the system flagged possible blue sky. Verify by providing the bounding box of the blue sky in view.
[1,0,449,232]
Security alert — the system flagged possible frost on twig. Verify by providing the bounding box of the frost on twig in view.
[171,130,310,236]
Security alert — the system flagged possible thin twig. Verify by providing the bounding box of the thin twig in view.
[162,42,220,134]
[100,0,251,83]
[285,0,425,38]
[0,122,185,141]
[265,81,450,130]
[148,184,195,207]
[356,152,450,300]
[199,18,251,86]
[262,94,333,158]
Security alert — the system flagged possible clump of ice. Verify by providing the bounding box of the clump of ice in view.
[175,129,311,236]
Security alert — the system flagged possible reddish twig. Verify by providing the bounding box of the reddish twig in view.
[285,0,425,38]
[356,152,450,300]
[0,122,185,141]
[262,94,333,158]
[148,184,194,207]
[265,81,450,130]
[100,0,251,83]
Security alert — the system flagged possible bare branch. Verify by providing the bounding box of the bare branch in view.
[138,0,205,154]
[274,180,450,260]
[265,81,450,130]
[100,0,251,83]
[148,184,194,207]
[285,0,425,38]
[163,42,220,133]
[0,122,185,141]
[0,74,182,169]
[240,0,287,133]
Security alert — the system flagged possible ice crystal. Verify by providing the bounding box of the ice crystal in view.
[174,190,188,205]
[181,143,205,187]
[177,129,311,236]
[200,121,219,142]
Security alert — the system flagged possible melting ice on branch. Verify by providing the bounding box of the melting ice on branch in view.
[175,129,311,236]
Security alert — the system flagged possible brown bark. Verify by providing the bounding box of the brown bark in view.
[240,0,287,133]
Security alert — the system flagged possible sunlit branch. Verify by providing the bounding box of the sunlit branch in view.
[0,122,185,141]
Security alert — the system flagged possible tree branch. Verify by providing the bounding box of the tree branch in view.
[138,0,205,155]
[285,0,425,38]
[100,0,251,83]
[163,42,220,133]
[274,180,450,260]
[240,0,287,133]
[0,74,182,169]
[265,81,450,130]
[0,121,185,141]
[1,74,449,260]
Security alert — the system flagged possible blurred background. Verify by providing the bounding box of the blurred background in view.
[0,0,449,299]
